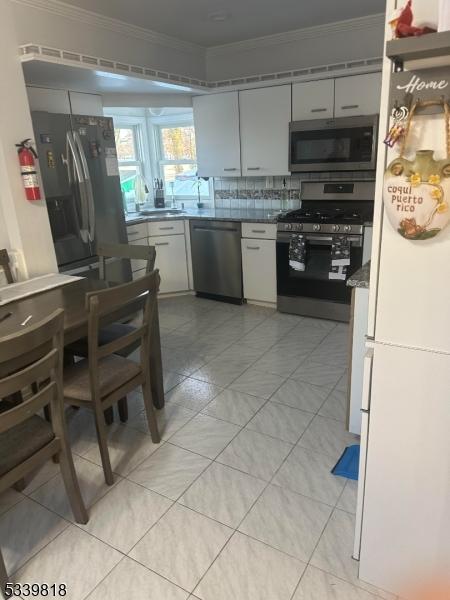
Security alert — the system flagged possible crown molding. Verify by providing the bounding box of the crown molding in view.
[11,0,204,55]
[207,14,385,57]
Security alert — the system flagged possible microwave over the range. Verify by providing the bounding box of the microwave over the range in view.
[289,115,378,173]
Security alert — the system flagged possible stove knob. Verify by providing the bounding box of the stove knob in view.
[285,223,292,231]
[344,225,352,233]
[332,225,340,233]
[313,224,321,232]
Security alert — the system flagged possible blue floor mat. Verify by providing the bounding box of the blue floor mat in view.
[331,444,360,480]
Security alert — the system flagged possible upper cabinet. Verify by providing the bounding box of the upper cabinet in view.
[239,85,291,176]
[292,79,334,121]
[334,73,382,118]
[193,92,241,177]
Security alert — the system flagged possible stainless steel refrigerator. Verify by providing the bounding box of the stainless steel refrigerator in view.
[31,111,131,282]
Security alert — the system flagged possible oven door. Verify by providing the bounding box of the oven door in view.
[276,232,363,306]
[289,115,378,172]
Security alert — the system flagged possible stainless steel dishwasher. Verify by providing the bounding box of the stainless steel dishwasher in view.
[189,220,243,303]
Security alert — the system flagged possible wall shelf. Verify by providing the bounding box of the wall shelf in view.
[386,31,450,66]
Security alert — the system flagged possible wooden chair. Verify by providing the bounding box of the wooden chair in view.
[67,242,156,424]
[0,310,88,592]
[62,270,161,485]
[0,249,14,284]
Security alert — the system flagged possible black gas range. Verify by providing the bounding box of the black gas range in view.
[276,180,375,322]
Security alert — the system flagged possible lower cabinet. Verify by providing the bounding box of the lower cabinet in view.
[241,238,277,303]
[149,234,189,294]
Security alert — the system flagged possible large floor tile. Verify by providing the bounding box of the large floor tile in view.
[127,443,210,500]
[291,360,344,388]
[30,455,117,521]
[217,429,292,482]
[202,388,266,426]
[169,414,240,459]
[298,415,359,459]
[0,497,68,575]
[311,509,393,599]
[191,357,249,388]
[318,388,348,422]
[229,369,285,400]
[66,407,98,456]
[13,525,122,599]
[88,557,189,600]
[272,446,346,506]
[166,377,222,411]
[127,403,197,440]
[0,488,22,517]
[21,460,60,495]
[252,349,309,378]
[293,565,378,600]
[336,480,358,514]
[272,379,332,414]
[130,504,232,592]
[239,484,332,562]
[164,371,188,393]
[195,532,305,600]
[246,402,313,444]
[81,423,161,476]
[80,478,172,552]
[180,462,265,528]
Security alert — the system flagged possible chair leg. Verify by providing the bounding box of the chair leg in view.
[104,406,114,425]
[118,397,128,423]
[13,478,26,492]
[94,412,114,485]
[142,379,160,444]
[57,443,88,525]
[0,548,8,595]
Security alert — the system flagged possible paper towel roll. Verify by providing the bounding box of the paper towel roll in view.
[439,0,450,31]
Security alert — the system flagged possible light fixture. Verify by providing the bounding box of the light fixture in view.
[208,10,231,22]
[149,108,164,116]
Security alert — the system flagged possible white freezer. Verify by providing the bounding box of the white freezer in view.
[358,342,450,594]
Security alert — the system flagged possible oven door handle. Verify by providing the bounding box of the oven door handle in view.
[277,233,362,247]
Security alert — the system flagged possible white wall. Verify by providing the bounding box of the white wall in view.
[0,0,57,278]
[101,93,193,108]
[11,0,206,80]
[0,201,9,249]
[206,15,385,81]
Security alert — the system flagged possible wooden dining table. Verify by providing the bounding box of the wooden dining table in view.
[0,276,165,409]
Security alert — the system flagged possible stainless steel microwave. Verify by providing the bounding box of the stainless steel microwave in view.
[289,115,378,173]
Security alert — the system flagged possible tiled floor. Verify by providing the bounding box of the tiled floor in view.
[0,295,394,600]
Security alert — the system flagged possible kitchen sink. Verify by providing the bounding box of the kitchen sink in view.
[139,208,185,216]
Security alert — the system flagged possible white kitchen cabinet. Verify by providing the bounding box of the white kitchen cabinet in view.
[241,237,277,304]
[292,79,335,121]
[334,73,382,117]
[149,234,189,294]
[126,222,147,242]
[239,85,291,176]
[193,92,241,177]
[147,220,185,237]
[241,223,277,240]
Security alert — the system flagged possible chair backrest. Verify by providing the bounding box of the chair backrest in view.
[97,242,156,280]
[85,270,160,400]
[0,310,64,436]
[0,249,13,284]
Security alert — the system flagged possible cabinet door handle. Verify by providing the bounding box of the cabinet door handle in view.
[223,168,238,172]
[158,226,174,230]
[246,246,260,250]
[155,242,169,246]
[247,167,261,171]
[251,229,266,234]
[127,230,140,235]
[311,108,327,113]
[341,104,359,110]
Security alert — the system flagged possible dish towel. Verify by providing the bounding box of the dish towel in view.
[329,235,350,280]
[289,234,306,271]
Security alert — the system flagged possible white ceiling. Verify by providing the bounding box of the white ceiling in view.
[58,0,385,47]
[22,61,195,95]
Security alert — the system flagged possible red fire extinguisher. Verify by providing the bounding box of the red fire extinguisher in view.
[16,139,41,201]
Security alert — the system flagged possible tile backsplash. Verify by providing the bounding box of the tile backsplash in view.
[213,172,375,210]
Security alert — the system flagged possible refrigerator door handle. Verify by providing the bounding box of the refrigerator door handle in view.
[73,132,95,243]
[66,131,90,244]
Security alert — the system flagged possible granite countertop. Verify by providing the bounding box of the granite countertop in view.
[347,261,370,289]
[125,207,281,225]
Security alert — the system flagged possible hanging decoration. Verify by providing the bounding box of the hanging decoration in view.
[383,98,450,240]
